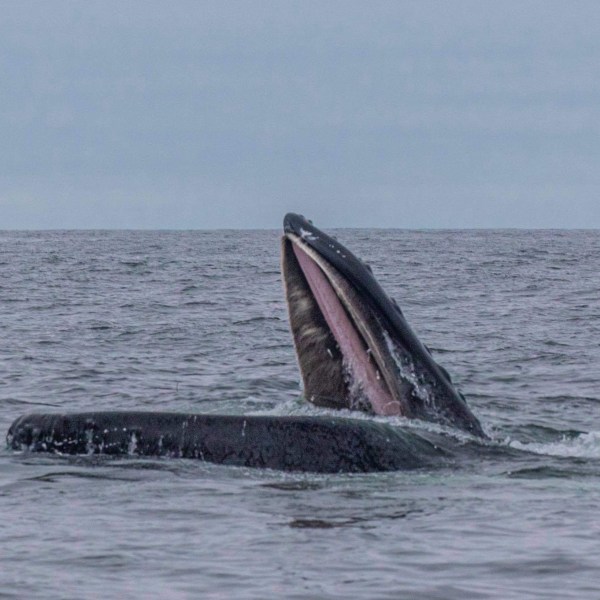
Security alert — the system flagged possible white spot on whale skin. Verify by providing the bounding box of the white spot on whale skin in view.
[128,432,138,455]
[299,227,318,241]
[241,419,247,438]
[85,429,95,455]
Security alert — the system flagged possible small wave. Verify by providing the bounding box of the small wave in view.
[183,300,217,307]
[3,397,61,407]
[120,259,148,268]
[232,316,282,325]
[508,431,600,459]
[43,253,62,264]
[89,322,113,330]
[506,466,583,479]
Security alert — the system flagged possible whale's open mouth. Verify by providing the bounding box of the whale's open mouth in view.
[282,233,409,416]
[281,213,485,437]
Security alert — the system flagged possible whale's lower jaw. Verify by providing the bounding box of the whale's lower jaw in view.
[7,412,444,473]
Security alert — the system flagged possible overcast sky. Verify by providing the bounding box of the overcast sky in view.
[2,0,600,228]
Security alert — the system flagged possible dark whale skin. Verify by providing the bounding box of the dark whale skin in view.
[7,411,446,473]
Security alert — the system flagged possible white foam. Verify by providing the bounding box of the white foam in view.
[508,431,600,459]
[247,395,480,442]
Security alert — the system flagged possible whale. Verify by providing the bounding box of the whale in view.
[6,214,485,472]
[281,213,484,436]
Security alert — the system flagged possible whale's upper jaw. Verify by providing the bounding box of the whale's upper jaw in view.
[282,213,486,438]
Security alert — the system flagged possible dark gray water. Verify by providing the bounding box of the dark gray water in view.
[2,229,600,599]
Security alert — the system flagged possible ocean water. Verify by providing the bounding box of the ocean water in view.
[1,228,599,599]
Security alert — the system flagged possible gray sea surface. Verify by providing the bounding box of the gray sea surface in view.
[1,229,600,599]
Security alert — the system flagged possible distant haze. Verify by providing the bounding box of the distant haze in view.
[2,0,600,229]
